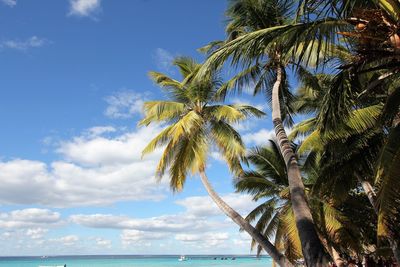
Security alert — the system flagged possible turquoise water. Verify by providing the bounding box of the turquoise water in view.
[0,256,273,267]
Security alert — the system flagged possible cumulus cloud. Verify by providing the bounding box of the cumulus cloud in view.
[70,213,228,233]
[104,91,146,119]
[68,0,101,17]
[1,0,16,7]
[0,125,167,207]
[95,237,112,248]
[50,235,79,246]
[175,232,229,242]
[0,209,61,229]
[0,36,49,51]
[25,228,48,239]
[175,194,258,217]
[175,232,231,249]
[121,230,168,246]
[242,128,275,146]
[70,193,258,233]
[68,192,260,250]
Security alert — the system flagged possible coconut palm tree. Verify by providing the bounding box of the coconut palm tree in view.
[198,1,330,265]
[140,56,293,266]
[235,140,361,266]
[289,67,400,263]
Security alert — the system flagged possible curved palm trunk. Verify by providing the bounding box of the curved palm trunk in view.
[358,177,400,264]
[272,66,328,267]
[199,170,293,267]
[331,248,345,267]
[321,237,345,267]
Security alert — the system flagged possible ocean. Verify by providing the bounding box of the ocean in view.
[0,255,273,267]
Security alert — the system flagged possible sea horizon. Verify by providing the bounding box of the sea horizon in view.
[0,254,271,259]
[0,254,273,267]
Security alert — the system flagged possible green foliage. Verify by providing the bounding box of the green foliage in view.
[236,140,356,261]
[141,56,264,191]
[375,125,400,238]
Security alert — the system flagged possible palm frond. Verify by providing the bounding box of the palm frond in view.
[210,119,246,174]
[375,124,400,238]
[148,71,183,90]
[139,101,185,126]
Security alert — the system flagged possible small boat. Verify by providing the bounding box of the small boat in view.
[178,255,187,261]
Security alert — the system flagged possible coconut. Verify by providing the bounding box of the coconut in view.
[355,23,367,31]
[390,33,400,49]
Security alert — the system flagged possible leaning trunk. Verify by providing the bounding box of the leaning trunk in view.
[358,177,400,265]
[199,170,293,267]
[272,66,328,267]
[331,248,345,267]
[322,238,345,267]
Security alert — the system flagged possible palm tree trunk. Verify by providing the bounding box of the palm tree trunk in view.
[199,170,293,267]
[321,237,345,267]
[272,66,328,267]
[331,248,345,267]
[357,177,400,264]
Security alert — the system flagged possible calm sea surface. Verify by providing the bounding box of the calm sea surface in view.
[0,255,273,267]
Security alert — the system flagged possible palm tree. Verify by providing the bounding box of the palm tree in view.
[235,141,361,266]
[140,56,293,266]
[198,1,329,265]
[289,68,400,263]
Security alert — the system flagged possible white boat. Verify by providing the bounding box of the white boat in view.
[178,255,187,261]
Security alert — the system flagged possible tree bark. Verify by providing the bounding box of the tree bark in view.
[322,238,345,267]
[272,66,329,267]
[331,248,345,267]
[199,170,293,267]
[358,177,400,265]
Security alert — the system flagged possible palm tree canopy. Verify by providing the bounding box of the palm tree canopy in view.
[235,140,358,261]
[140,56,265,191]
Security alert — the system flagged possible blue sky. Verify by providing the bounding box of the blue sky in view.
[0,0,277,256]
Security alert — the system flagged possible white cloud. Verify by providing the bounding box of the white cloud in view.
[68,0,101,17]
[0,209,61,229]
[1,0,16,7]
[25,228,48,239]
[0,36,49,51]
[153,48,175,74]
[175,193,257,217]
[69,193,258,243]
[51,235,79,246]
[104,91,146,119]
[121,230,168,245]
[175,232,229,242]
[95,237,112,248]
[242,128,275,146]
[210,151,225,163]
[70,213,227,233]
[231,98,268,112]
[0,125,167,207]
[175,232,230,249]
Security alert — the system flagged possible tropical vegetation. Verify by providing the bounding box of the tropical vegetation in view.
[141,0,400,266]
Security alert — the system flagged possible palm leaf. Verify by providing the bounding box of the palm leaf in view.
[375,124,400,237]
[139,101,185,126]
